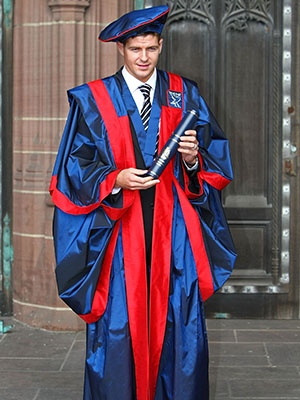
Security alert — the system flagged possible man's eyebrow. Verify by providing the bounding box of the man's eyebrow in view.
[128,44,159,49]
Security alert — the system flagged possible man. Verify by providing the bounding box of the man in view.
[49,5,236,400]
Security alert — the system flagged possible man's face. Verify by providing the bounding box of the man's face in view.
[117,34,163,82]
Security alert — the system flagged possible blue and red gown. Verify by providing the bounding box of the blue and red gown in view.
[49,69,236,400]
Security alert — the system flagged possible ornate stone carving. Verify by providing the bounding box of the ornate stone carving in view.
[222,0,272,31]
[48,0,90,21]
[166,0,214,26]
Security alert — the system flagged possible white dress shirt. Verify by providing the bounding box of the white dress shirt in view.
[122,66,157,111]
[112,68,157,194]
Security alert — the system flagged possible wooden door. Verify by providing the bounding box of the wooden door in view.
[144,0,296,318]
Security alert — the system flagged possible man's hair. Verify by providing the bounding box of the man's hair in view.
[121,32,161,45]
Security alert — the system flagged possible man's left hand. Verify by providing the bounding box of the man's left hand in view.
[178,130,199,166]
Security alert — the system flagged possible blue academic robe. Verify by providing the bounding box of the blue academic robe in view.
[49,69,236,400]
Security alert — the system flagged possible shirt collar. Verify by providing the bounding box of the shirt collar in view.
[122,66,157,94]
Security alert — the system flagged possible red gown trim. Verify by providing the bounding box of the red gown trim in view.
[78,221,120,323]
[49,170,121,215]
[88,79,149,400]
[149,72,183,399]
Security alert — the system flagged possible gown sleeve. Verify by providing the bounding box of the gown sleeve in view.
[193,95,236,293]
[49,97,127,317]
[178,78,236,295]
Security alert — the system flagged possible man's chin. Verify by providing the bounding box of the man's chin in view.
[136,69,153,81]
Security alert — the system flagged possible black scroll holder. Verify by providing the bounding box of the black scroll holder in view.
[144,109,198,179]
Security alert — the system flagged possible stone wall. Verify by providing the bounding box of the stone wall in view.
[12,0,132,330]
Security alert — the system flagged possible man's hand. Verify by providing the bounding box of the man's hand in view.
[115,168,160,191]
[178,130,199,166]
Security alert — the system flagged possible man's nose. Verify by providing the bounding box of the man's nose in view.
[140,50,148,61]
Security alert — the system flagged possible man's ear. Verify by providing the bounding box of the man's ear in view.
[159,38,163,54]
[117,42,124,56]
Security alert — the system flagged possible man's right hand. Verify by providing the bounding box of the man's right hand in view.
[115,168,160,191]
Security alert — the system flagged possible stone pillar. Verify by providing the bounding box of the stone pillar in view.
[48,0,90,21]
[12,0,91,331]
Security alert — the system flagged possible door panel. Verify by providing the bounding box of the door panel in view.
[144,0,294,317]
[220,2,279,294]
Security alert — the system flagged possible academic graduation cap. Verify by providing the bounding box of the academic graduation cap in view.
[99,5,169,43]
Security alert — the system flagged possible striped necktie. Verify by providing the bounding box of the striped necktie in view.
[139,84,152,131]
